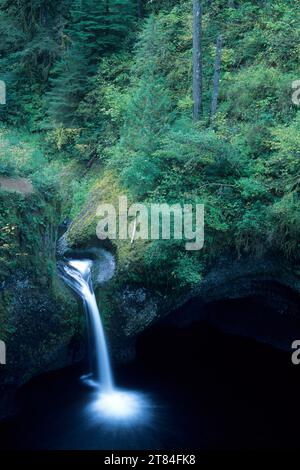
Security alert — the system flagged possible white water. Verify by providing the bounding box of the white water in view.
[60,259,113,391]
[59,257,151,423]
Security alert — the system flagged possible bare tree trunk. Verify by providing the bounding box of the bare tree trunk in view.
[211,34,222,120]
[192,0,203,121]
[137,0,143,18]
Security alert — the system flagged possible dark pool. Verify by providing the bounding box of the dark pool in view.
[0,320,299,450]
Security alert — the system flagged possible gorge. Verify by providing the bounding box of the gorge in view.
[0,0,299,452]
[0,292,300,450]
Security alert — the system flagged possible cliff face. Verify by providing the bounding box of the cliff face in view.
[1,179,300,421]
[0,270,82,418]
[0,187,82,419]
[104,257,300,363]
[64,184,300,364]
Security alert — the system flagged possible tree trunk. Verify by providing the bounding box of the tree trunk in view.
[137,0,143,18]
[211,34,222,120]
[192,0,203,121]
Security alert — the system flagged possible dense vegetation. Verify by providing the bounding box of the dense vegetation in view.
[0,0,300,301]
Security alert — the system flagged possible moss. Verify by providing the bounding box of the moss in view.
[67,170,125,246]
[0,153,83,391]
[0,290,14,341]
[67,166,204,311]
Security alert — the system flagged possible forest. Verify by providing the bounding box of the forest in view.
[0,0,300,453]
[0,0,299,291]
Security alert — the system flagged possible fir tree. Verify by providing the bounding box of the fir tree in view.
[47,0,136,125]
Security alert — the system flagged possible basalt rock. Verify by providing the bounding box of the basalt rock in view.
[0,269,82,420]
[62,200,300,362]
[0,192,82,421]
[104,255,300,362]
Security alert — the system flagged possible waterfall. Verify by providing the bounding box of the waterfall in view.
[59,259,113,391]
[58,256,150,423]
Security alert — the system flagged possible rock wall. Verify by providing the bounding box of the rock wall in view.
[0,190,82,420]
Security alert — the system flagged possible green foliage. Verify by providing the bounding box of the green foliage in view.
[46,0,136,126]
[1,0,300,300]
[99,0,300,282]
[143,240,202,290]
[0,0,70,125]
[0,190,58,280]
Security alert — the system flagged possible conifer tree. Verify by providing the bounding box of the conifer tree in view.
[47,0,136,125]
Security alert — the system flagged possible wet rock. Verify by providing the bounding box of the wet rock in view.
[118,287,159,337]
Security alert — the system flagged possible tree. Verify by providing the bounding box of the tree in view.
[0,0,68,124]
[137,0,143,18]
[192,0,203,121]
[211,34,222,120]
[47,0,136,125]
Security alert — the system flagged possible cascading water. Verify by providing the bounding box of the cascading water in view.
[59,257,151,423]
[59,259,113,391]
